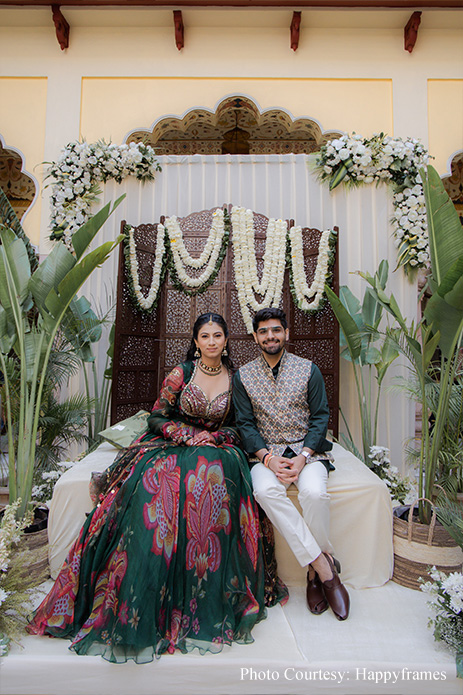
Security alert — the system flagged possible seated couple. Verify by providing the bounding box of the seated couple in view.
[28,308,349,663]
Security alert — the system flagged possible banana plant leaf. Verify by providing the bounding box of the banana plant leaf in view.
[421,165,463,286]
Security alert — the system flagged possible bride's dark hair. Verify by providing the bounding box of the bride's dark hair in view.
[186,313,234,370]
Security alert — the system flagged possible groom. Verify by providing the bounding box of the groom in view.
[233,307,349,620]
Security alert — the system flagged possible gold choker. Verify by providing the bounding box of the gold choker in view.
[198,360,222,376]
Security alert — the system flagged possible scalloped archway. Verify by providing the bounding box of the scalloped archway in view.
[0,139,36,221]
[126,95,342,156]
[443,151,463,226]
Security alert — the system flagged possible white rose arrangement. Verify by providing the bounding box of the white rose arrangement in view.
[313,133,429,275]
[421,567,463,678]
[47,140,161,248]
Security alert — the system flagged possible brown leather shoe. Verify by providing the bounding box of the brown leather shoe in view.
[306,566,328,615]
[321,552,350,621]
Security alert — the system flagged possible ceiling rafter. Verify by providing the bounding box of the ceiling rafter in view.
[290,11,301,51]
[51,4,70,50]
[404,10,421,52]
[173,10,184,50]
[0,0,462,8]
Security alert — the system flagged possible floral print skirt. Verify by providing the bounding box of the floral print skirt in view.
[28,439,266,663]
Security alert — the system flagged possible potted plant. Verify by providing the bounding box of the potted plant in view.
[345,165,463,588]
[0,197,123,520]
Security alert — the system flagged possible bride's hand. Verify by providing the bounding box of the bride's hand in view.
[188,430,216,446]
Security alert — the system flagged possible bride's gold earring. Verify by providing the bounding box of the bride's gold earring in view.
[222,346,228,357]
[194,347,200,358]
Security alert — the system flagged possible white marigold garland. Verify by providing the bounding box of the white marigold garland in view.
[289,227,335,311]
[125,223,166,311]
[165,208,226,288]
[231,206,288,333]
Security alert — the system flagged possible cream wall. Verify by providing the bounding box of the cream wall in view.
[1,13,462,246]
[80,77,393,144]
[0,77,47,245]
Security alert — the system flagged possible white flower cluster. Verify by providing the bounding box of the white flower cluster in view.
[421,567,463,655]
[165,208,226,288]
[0,500,33,606]
[31,462,75,506]
[48,140,160,247]
[392,185,428,267]
[127,223,166,311]
[315,133,429,273]
[368,445,416,504]
[289,227,333,312]
[231,207,287,333]
[424,568,463,615]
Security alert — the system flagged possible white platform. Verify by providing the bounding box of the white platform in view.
[0,581,459,695]
[48,442,394,588]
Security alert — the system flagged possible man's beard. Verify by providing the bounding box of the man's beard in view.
[259,339,284,355]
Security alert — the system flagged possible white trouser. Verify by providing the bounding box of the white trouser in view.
[251,460,334,567]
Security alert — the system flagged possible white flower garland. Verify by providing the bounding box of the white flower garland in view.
[165,208,226,288]
[48,140,160,248]
[231,206,288,333]
[127,223,166,311]
[289,227,333,311]
[314,133,429,275]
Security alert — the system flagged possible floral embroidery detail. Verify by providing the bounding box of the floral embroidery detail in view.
[118,601,129,625]
[72,542,128,644]
[192,617,200,635]
[242,577,261,617]
[143,454,180,565]
[239,497,260,570]
[184,457,231,580]
[128,608,140,630]
[165,608,182,653]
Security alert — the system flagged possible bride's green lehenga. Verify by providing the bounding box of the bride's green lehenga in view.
[28,361,285,663]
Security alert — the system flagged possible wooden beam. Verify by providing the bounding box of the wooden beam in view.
[1,0,463,8]
[290,11,301,51]
[51,4,69,50]
[173,9,184,50]
[404,10,421,52]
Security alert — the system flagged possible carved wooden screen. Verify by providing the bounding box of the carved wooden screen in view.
[111,207,339,436]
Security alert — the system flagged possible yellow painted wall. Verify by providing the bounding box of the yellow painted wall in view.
[428,80,463,173]
[80,77,393,144]
[0,77,47,245]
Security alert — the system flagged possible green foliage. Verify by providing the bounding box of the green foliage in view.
[324,260,399,463]
[346,165,463,522]
[0,198,124,517]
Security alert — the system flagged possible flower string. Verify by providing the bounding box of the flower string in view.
[231,206,287,333]
[288,227,336,312]
[165,208,227,289]
[124,223,167,312]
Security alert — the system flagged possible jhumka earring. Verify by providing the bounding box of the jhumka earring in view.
[194,347,200,358]
[222,346,228,357]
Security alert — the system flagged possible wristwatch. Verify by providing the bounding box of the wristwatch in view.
[301,450,311,460]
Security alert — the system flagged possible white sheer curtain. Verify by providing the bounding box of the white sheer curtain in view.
[76,154,416,468]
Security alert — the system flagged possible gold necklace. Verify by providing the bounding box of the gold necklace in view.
[198,360,222,376]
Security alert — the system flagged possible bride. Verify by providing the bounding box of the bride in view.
[28,313,266,663]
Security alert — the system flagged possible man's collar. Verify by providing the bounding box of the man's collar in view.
[259,348,287,371]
